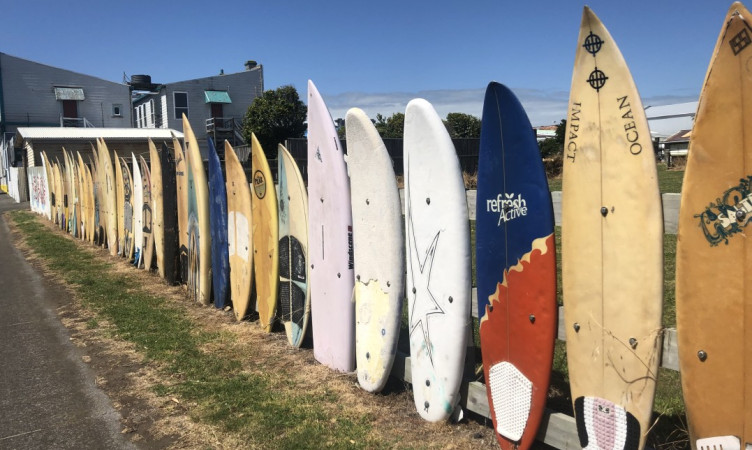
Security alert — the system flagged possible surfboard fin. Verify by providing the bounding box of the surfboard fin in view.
[449,402,464,423]
[697,436,743,450]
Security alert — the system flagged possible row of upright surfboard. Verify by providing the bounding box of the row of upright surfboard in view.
[29,3,751,449]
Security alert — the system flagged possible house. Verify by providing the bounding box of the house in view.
[534,125,557,142]
[645,101,697,140]
[0,52,133,189]
[0,52,132,139]
[131,61,263,158]
[663,129,691,168]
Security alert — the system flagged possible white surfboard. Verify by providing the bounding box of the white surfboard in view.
[132,153,144,267]
[346,107,405,393]
[307,80,355,372]
[404,98,471,422]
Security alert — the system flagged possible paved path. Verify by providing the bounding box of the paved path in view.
[0,194,137,449]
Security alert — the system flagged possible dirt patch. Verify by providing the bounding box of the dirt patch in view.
[9,214,498,448]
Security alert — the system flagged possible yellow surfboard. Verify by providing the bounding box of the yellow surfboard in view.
[99,138,118,256]
[183,115,212,305]
[562,7,663,450]
[173,134,189,284]
[677,3,752,448]
[225,141,254,321]
[251,134,279,332]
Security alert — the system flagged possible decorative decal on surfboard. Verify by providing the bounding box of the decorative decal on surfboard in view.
[488,361,532,442]
[407,220,444,366]
[694,176,752,246]
[583,30,608,92]
[583,31,604,55]
[253,170,266,199]
[485,193,528,225]
[730,28,751,55]
[574,396,640,450]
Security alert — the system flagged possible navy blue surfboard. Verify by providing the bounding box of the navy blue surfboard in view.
[208,137,230,308]
[475,82,556,450]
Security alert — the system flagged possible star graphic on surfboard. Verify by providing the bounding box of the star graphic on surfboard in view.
[408,223,445,367]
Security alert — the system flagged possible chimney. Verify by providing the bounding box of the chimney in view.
[245,60,258,71]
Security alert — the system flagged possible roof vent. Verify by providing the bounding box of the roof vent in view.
[245,60,258,70]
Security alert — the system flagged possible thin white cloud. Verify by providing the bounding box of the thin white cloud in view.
[320,87,698,128]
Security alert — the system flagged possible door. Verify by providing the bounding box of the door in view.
[211,103,223,126]
[62,100,78,119]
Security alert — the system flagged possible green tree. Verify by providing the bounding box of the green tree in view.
[538,119,567,158]
[444,112,481,138]
[374,112,405,138]
[242,85,307,157]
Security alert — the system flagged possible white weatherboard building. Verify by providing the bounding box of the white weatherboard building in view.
[131,61,263,158]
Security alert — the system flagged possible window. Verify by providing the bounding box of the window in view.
[112,104,122,117]
[174,92,188,119]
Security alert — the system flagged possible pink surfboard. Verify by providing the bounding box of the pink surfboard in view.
[307,80,355,372]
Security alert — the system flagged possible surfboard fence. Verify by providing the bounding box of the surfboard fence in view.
[395,189,682,235]
[284,137,481,181]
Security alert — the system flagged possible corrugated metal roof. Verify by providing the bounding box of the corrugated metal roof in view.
[645,101,698,119]
[15,127,184,144]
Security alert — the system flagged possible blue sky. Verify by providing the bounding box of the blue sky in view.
[1,0,726,125]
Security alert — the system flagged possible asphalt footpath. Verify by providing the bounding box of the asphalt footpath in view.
[0,193,137,449]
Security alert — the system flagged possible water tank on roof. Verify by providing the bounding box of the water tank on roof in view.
[130,74,152,89]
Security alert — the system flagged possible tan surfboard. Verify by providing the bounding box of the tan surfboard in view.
[98,138,118,256]
[55,160,65,228]
[50,161,62,225]
[150,140,165,275]
[115,151,125,256]
[677,3,752,449]
[41,151,54,222]
[225,141,254,321]
[173,134,189,284]
[139,154,154,270]
[77,152,89,241]
[85,161,95,243]
[123,157,136,261]
[183,115,212,304]
[562,7,663,450]
[250,134,279,332]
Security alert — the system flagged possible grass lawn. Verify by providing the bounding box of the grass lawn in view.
[547,162,684,193]
[9,211,381,449]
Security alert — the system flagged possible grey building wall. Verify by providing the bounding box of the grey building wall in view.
[133,65,263,158]
[0,53,132,132]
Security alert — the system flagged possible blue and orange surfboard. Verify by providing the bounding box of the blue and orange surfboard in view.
[476,81,557,450]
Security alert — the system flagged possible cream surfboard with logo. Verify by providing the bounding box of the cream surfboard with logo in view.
[562,7,663,450]
[404,98,471,422]
[677,3,752,449]
[251,134,279,332]
[225,141,253,321]
[346,107,404,393]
